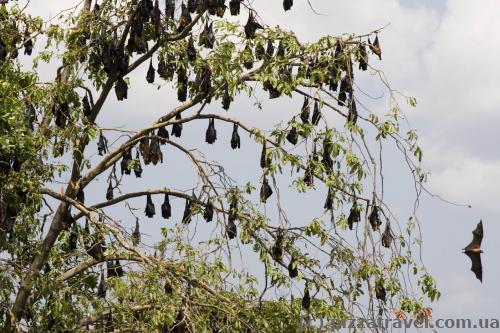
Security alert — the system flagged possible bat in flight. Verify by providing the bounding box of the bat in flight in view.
[463,220,483,282]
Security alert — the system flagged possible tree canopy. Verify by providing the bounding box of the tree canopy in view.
[0,0,437,332]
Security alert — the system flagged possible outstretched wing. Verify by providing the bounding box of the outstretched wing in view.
[464,221,483,251]
[464,251,483,282]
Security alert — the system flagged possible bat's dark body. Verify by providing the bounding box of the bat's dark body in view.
[463,221,483,282]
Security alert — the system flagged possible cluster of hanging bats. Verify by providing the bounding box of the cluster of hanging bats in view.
[0,0,392,316]
[6,2,485,329]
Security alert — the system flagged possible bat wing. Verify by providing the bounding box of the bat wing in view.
[464,251,483,282]
[464,221,483,251]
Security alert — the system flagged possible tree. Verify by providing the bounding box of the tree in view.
[0,0,438,332]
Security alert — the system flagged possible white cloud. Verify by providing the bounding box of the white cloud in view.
[405,0,500,213]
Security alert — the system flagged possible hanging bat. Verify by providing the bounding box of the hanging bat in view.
[328,64,339,92]
[132,219,140,246]
[302,286,311,310]
[152,0,162,38]
[463,220,484,282]
[300,97,310,124]
[115,76,128,101]
[265,40,275,58]
[244,11,263,39]
[322,140,333,170]
[312,101,321,125]
[54,102,69,128]
[195,0,208,13]
[76,188,85,204]
[120,149,132,175]
[279,65,292,85]
[286,124,298,145]
[133,150,143,177]
[165,55,177,80]
[68,223,78,251]
[230,124,241,149]
[358,43,368,71]
[288,257,298,278]
[177,3,192,32]
[164,0,175,20]
[283,0,293,11]
[23,29,33,55]
[188,0,196,13]
[199,66,212,99]
[324,187,333,210]
[82,94,91,117]
[83,218,91,246]
[369,204,381,231]
[86,234,106,260]
[107,260,118,278]
[199,21,215,49]
[206,118,217,144]
[369,35,382,60]
[187,35,197,62]
[145,194,156,218]
[177,69,188,102]
[338,76,352,106]
[260,142,270,169]
[222,86,231,110]
[213,0,227,17]
[227,198,238,239]
[97,132,108,156]
[106,181,114,201]
[375,279,386,301]
[114,260,124,277]
[229,0,241,16]
[149,137,163,165]
[227,217,237,239]
[182,197,192,224]
[347,97,358,125]
[97,270,107,298]
[161,193,171,219]
[271,229,284,261]
[347,201,361,230]
[303,161,314,186]
[381,222,393,248]
[204,198,214,222]
[116,51,129,77]
[157,59,167,79]
[171,113,183,137]
[263,80,280,99]
[260,177,273,203]
[146,59,155,83]
[157,126,169,143]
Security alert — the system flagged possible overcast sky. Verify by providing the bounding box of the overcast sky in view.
[21,0,500,331]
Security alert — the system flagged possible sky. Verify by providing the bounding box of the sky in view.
[19,0,500,332]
